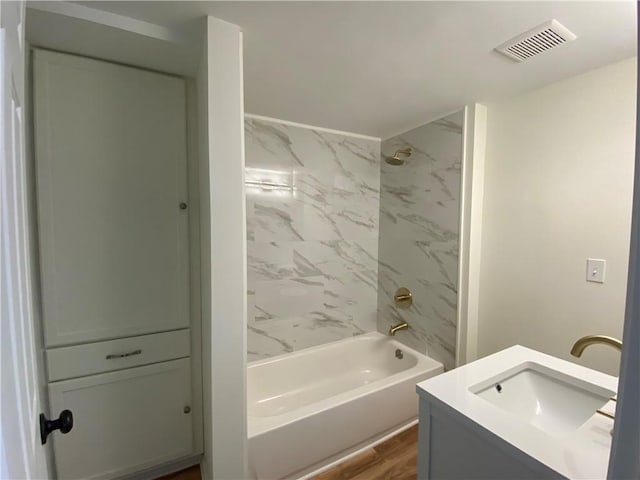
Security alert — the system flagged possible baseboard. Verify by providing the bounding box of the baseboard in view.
[118,454,203,480]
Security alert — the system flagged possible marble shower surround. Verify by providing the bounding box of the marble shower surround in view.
[377,111,464,370]
[245,116,381,361]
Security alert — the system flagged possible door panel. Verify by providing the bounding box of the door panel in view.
[33,50,189,346]
[48,358,193,479]
[0,1,50,478]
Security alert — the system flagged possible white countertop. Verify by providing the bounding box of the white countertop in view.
[416,345,618,479]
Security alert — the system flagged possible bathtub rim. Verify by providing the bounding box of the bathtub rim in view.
[247,330,436,370]
[247,332,443,437]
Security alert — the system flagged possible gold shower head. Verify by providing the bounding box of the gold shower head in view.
[386,148,412,165]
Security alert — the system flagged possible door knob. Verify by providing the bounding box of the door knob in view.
[40,409,73,444]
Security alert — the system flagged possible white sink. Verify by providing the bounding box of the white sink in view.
[418,346,619,479]
[470,361,615,437]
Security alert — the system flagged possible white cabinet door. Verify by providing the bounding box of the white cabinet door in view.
[48,358,193,479]
[33,49,189,346]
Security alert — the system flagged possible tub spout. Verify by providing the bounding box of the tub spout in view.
[389,321,408,336]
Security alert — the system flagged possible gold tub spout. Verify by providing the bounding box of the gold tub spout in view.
[570,335,622,357]
[389,321,408,336]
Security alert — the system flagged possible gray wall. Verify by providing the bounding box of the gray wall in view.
[245,117,381,361]
[377,111,464,370]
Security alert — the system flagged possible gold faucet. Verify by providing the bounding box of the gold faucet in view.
[571,334,621,433]
[570,334,622,357]
[389,321,408,336]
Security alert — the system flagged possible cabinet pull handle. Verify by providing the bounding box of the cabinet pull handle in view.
[106,349,142,360]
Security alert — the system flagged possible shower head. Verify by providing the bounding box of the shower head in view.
[386,148,412,166]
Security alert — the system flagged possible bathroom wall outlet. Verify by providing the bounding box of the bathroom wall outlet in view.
[586,258,606,283]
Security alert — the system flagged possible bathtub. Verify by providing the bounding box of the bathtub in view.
[248,332,444,479]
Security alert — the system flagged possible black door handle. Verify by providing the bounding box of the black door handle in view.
[40,410,73,444]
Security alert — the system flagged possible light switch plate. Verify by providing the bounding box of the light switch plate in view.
[586,258,606,283]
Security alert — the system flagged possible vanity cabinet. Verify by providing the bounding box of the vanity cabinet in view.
[49,359,193,480]
[416,346,617,480]
[417,398,559,479]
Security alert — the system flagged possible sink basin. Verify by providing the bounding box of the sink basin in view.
[470,362,615,437]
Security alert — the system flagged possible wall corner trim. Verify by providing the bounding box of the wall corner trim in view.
[456,103,487,366]
[199,15,248,480]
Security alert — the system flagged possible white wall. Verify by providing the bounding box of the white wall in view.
[478,57,637,376]
[198,16,247,480]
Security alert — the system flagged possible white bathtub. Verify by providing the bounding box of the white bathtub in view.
[247,332,444,479]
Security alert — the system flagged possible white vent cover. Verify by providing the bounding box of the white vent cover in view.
[495,19,577,62]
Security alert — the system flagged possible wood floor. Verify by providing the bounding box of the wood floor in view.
[312,425,418,480]
[157,424,418,480]
[157,465,201,480]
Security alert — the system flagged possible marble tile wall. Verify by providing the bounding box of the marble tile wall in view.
[245,117,381,361]
[377,111,464,370]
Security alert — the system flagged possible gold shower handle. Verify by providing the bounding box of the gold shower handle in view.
[394,287,412,308]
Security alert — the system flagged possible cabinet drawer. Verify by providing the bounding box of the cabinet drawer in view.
[47,329,190,381]
[49,358,193,479]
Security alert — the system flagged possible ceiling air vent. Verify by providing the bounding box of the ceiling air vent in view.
[495,19,577,62]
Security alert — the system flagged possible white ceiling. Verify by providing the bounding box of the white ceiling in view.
[43,2,638,138]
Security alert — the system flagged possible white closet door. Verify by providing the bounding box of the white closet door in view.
[48,359,193,479]
[33,49,189,346]
[1,3,51,478]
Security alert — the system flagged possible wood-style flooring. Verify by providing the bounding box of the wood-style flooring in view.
[157,465,201,480]
[157,424,418,480]
[312,425,418,480]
